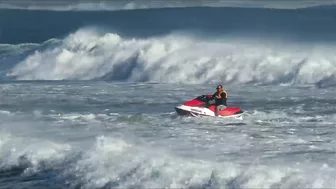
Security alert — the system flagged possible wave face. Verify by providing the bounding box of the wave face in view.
[1,5,336,86]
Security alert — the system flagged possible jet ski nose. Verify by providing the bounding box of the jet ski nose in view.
[174,106,190,116]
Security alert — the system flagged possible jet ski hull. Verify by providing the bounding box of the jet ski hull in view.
[174,94,243,119]
[174,104,243,119]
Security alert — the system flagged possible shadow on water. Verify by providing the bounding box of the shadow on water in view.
[224,122,247,126]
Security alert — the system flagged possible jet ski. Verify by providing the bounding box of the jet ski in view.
[174,94,243,119]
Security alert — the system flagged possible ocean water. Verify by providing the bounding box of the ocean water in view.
[1,1,336,188]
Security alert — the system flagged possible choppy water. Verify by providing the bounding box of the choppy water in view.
[0,82,335,188]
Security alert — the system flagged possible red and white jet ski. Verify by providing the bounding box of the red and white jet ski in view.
[174,94,243,119]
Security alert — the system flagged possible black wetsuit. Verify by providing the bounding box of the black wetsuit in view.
[212,91,227,106]
[205,91,227,108]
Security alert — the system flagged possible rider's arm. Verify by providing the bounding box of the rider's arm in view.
[221,91,228,99]
[221,92,227,105]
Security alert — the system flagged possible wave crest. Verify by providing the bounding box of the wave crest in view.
[7,28,336,86]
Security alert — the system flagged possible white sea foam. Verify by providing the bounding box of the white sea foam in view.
[8,28,336,86]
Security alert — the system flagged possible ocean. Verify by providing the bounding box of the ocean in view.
[1,1,336,188]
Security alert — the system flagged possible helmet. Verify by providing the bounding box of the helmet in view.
[216,84,223,89]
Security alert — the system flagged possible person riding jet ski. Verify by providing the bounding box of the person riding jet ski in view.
[206,84,228,116]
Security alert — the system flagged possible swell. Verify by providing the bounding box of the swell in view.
[1,6,336,44]
[0,0,335,11]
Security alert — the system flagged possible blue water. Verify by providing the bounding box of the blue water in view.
[1,1,336,188]
[2,5,336,44]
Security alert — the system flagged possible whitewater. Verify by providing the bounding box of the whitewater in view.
[1,1,336,188]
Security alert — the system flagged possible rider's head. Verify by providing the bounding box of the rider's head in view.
[216,84,223,91]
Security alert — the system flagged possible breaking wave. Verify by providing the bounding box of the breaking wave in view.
[5,28,336,86]
[2,5,336,87]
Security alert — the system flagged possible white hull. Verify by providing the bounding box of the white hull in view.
[175,105,243,120]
